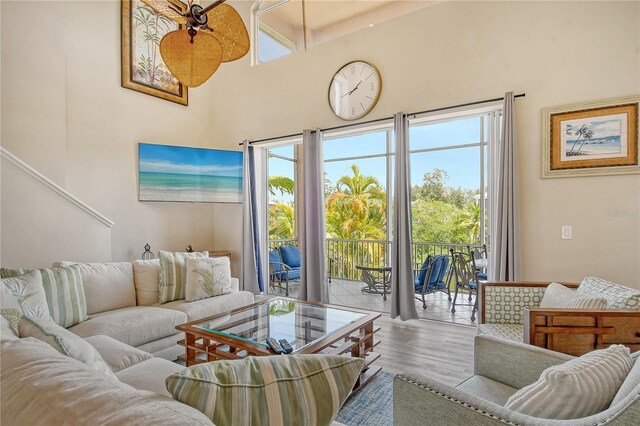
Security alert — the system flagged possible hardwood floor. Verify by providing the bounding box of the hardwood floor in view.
[374,315,475,386]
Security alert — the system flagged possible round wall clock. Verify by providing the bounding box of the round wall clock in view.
[328,60,382,121]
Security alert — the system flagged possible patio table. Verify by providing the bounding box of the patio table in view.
[356,265,391,301]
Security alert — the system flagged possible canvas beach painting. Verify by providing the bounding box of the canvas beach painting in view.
[138,143,243,203]
[542,96,639,178]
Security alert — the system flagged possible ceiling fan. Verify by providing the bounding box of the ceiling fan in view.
[141,0,249,87]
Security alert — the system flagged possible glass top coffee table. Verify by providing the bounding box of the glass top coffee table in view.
[176,298,382,393]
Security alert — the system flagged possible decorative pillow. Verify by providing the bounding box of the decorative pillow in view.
[17,315,116,378]
[132,259,160,306]
[0,267,31,278]
[166,354,364,426]
[540,282,607,309]
[158,251,208,304]
[185,257,233,302]
[40,266,89,328]
[505,345,633,419]
[1,270,52,321]
[577,277,640,310]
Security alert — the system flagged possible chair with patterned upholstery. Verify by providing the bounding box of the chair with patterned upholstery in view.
[414,255,451,310]
[478,277,640,356]
[467,244,487,280]
[450,250,479,321]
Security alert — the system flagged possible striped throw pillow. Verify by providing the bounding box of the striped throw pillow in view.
[158,251,208,303]
[505,345,632,419]
[40,266,89,328]
[540,282,607,309]
[166,355,364,426]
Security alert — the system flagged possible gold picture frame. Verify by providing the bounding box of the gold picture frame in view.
[121,0,188,106]
[542,95,639,178]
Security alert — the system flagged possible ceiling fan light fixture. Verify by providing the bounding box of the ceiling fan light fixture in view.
[160,29,223,88]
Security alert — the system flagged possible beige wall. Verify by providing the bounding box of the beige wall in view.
[207,0,640,287]
[1,1,639,286]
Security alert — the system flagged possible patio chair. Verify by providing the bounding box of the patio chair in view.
[414,255,451,310]
[268,249,291,296]
[467,244,488,280]
[450,249,478,321]
[278,245,301,281]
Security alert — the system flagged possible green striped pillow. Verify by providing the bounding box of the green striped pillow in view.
[0,268,31,278]
[158,251,208,303]
[40,266,89,328]
[166,355,364,426]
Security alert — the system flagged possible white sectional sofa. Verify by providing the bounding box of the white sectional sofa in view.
[52,260,254,360]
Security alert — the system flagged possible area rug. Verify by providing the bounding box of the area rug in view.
[335,371,394,426]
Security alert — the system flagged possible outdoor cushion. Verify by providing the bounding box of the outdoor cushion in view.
[155,291,254,321]
[53,261,136,315]
[456,375,518,406]
[0,338,213,426]
[132,259,161,306]
[116,358,184,398]
[1,270,52,321]
[274,268,301,281]
[415,255,449,292]
[279,245,301,269]
[69,306,187,348]
[577,277,640,310]
[185,257,233,302]
[268,250,282,273]
[166,354,364,426]
[84,334,154,373]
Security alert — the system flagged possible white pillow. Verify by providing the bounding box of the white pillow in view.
[132,259,160,306]
[1,270,52,321]
[17,315,116,378]
[185,257,233,302]
[540,282,607,309]
[505,345,633,419]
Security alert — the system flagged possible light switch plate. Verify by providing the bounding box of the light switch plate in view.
[561,226,572,240]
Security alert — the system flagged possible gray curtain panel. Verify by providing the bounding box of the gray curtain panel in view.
[390,113,418,320]
[489,92,521,281]
[241,140,264,294]
[299,129,329,303]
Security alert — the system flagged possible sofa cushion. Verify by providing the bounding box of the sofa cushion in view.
[116,358,185,398]
[133,259,161,306]
[577,277,640,310]
[185,257,233,302]
[156,291,255,321]
[166,354,364,426]
[505,345,633,419]
[40,266,89,328]
[18,315,115,378]
[1,270,52,321]
[477,323,522,342]
[611,351,640,406]
[53,262,136,315]
[69,306,187,348]
[84,334,154,373]
[0,338,213,426]
[456,375,518,406]
[540,282,607,309]
[159,251,209,304]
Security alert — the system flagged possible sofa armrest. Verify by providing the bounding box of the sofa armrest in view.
[474,335,573,389]
[478,281,579,325]
[524,307,640,356]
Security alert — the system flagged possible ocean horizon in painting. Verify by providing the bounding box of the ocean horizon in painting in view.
[139,143,242,203]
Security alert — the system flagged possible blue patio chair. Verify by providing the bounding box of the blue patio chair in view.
[450,249,478,322]
[268,249,291,296]
[278,245,302,281]
[414,255,451,310]
[467,244,488,280]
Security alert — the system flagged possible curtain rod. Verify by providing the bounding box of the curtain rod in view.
[239,93,525,146]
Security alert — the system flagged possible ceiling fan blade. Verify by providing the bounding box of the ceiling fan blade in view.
[206,4,250,62]
[160,29,223,87]
[140,0,188,25]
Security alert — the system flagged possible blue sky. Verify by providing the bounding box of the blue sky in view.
[258,31,292,63]
[268,116,485,203]
[139,143,243,177]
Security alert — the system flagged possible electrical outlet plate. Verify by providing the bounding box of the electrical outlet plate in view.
[561,226,572,240]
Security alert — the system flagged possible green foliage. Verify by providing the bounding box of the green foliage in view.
[269,203,295,240]
[268,176,294,196]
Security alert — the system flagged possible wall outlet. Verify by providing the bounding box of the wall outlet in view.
[561,226,572,240]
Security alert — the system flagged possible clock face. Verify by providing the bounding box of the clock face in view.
[328,61,381,121]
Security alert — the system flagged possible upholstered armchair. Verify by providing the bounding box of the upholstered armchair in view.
[393,335,640,426]
[478,277,640,356]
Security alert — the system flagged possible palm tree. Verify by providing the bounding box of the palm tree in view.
[574,127,595,155]
[327,165,386,218]
[268,176,294,196]
[567,124,594,156]
[269,203,295,239]
[456,202,481,243]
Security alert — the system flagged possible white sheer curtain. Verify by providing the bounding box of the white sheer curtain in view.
[298,129,329,303]
[488,92,521,281]
[241,140,267,294]
[390,113,418,320]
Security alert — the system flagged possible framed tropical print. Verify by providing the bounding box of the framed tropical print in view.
[542,95,639,178]
[121,0,188,105]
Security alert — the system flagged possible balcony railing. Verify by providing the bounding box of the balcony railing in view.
[268,238,485,281]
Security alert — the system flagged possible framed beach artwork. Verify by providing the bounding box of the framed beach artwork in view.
[121,0,188,105]
[138,143,243,203]
[542,96,639,178]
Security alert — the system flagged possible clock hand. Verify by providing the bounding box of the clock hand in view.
[339,80,364,99]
